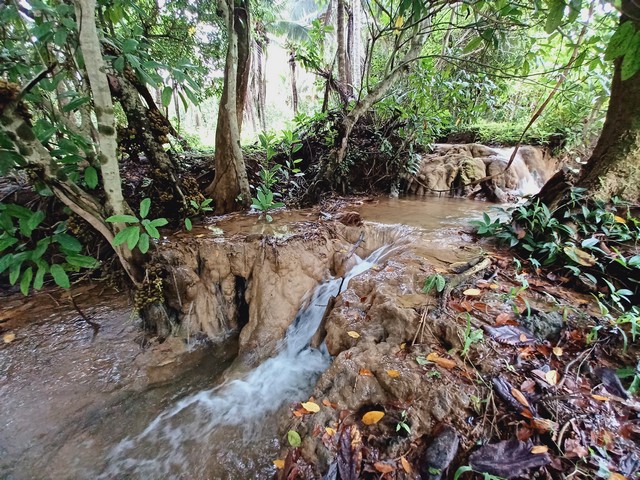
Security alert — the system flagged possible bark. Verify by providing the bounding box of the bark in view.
[73,0,142,283]
[336,0,351,95]
[575,1,640,201]
[205,0,251,212]
[235,0,251,133]
[289,51,298,115]
[252,30,267,132]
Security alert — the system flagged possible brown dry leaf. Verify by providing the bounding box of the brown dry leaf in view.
[3,333,16,343]
[326,427,336,436]
[426,352,456,369]
[386,369,401,378]
[293,408,305,417]
[592,394,610,402]
[489,283,500,290]
[530,418,558,433]
[463,288,482,296]
[553,346,563,357]
[521,379,536,393]
[531,445,549,454]
[373,461,395,473]
[302,401,320,413]
[362,411,385,425]
[401,456,412,473]
[359,368,374,376]
[347,331,360,339]
[322,399,337,408]
[273,459,285,469]
[511,388,530,408]
[495,313,514,325]
[545,370,559,386]
[609,473,628,480]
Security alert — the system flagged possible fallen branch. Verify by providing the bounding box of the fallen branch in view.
[440,256,492,308]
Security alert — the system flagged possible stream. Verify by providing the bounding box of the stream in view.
[0,196,489,480]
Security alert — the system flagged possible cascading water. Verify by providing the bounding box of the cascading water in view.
[493,147,542,196]
[100,245,392,479]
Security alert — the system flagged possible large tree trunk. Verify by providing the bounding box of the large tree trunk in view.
[235,0,251,133]
[336,0,351,96]
[205,0,251,212]
[289,51,298,115]
[575,1,640,201]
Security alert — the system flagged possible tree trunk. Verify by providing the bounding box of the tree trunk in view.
[205,0,251,213]
[336,0,351,96]
[575,1,640,201]
[289,51,298,115]
[235,0,251,133]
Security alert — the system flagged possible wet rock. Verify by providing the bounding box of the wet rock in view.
[518,309,564,342]
[420,426,460,480]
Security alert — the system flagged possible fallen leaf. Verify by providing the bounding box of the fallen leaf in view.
[531,445,549,454]
[484,325,536,346]
[545,370,559,386]
[489,283,500,290]
[359,368,374,376]
[302,401,320,413]
[469,439,551,478]
[3,333,16,343]
[326,427,336,436]
[530,418,558,434]
[609,473,628,480]
[521,379,536,393]
[563,245,596,267]
[362,411,385,425]
[594,367,629,399]
[553,346,563,357]
[511,388,531,408]
[401,456,412,473]
[347,331,360,339]
[495,312,515,325]
[463,288,482,296]
[273,459,285,469]
[288,430,301,447]
[592,394,610,402]
[338,424,362,480]
[374,461,395,473]
[322,399,337,408]
[614,216,627,224]
[386,369,400,378]
[426,352,456,369]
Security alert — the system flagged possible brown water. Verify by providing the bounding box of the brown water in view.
[0,195,490,479]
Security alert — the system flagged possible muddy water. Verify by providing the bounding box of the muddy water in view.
[0,196,489,480]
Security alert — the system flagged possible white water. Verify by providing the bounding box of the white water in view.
[100,245,392,478]
[493,147,542,196]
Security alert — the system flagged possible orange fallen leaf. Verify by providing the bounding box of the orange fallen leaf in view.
[519,333,529,343]
[359,368,374,376]
[463,288,482,296]
[373,461,395,473]
[325,427,336,436]
[530,417,558,433]
[3,333,16,343]
[301,401,320,413]
[531,445,549,454]
[322,399,337,408]
[495,313,514,325]
[545,370,559,386]
[362,410,385,425]
[511,388,530,408]
[386,369,401,378]
[553,346,563,357]
[273,459,285,469]
[293,408,305,417]
[347,331,360,339]
[592,394,610,402]
[609,473,628,480]
[401,456,412,473]
[426,352,456,369]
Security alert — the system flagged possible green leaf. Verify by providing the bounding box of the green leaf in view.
[9,262,21,285]
[182,86,199,106]
[161,86,173,108]
[287,430,301,447]
[113,56,125,72]
[185,218,192,231]
[137,233,150,253]
[545,0,566,34]
[0,236,18,252]
[127,226,140,250]
[122,38,139,54]
[0,150,26,175]
[20,267,33,295]
[113,226,138,246]
[604,21,635,62]
[50,264,70,288]
[463,37,483,53]
[149,218,168,227]
[33,264,47,290]
[61,96,90,113]
[139,198,151,219]
[54,233,82,252]
[621,31,640,81]
[27,211,45,231]
[144,224,160,238]
[65,254,98,268]
[106,214,139,223]
[84,166,98,189]
[0,253,15,274]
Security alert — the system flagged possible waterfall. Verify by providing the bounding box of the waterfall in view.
[100,245,391,478]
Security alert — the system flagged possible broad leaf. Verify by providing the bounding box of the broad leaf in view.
[84,166,98,189]
[161,86,173,108]
[20,267,33,295]
[544,0,566,34]
[137,233,150,253]
[106,214,139,224]
[50,264,70,288]
[469,439,550,478]
[604,21,635,61]
[139,198,151,219]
